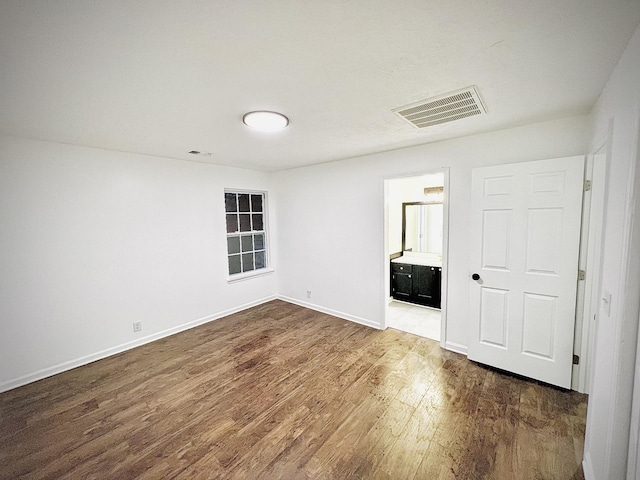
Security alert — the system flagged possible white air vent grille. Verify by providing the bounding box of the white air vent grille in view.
[393,86,486,129]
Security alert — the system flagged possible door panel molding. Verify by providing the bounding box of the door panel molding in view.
[468,156,585,388]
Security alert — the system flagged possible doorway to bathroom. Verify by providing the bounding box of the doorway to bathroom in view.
[384,170,448,344]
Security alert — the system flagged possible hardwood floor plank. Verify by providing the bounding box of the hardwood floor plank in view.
[346,398,416,479]
[371,400,437,480]
[303,395,389,478]
[0,300,587,479]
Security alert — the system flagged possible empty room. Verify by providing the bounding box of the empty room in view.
[2,1,640,479]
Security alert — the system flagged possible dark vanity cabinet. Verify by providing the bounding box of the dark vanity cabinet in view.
[391,262,441,308]
[391,263,413,300]
[413,264,441,308]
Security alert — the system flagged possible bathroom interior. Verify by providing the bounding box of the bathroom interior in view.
[387,172,445,341]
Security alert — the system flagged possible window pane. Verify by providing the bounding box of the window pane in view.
[238,194,250,212]
[225,190,267,277]
[254,234,264,250]
[239,214,251,231]
[226,214,238,233]
[251,194,263,212]
[255,251,265,269]
[241,253,254,272]
[225,193,237,213]
[228,254,241,275]
[227,236,240,255]
[241,235,253,252]
[252,214,263,231]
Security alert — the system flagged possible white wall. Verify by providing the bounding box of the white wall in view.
[0,136,278,391]
[582,23,640,480]
[274,115,588,350]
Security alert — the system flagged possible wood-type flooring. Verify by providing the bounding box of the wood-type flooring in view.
[0,300,587,479]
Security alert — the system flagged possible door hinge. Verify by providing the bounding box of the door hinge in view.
[584,179,592,192]
[573,354,580,365]
[578,269,586,281]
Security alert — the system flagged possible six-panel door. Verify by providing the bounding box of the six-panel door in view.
[468,156,585,388]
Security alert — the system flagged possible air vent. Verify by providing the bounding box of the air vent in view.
[393,86,486,129]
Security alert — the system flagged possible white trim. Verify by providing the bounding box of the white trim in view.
[572,156,591,392]
[628,308,640,480]
[582,452,596,480]
[382,178,391,330]
[278,295,381,330]
[224,189,272,277]
[626,104,640,480]
[440,167,450,349]
[584,150,607,392]
[227,267,275,283]
[444,341,468,356]
[603,105,640,478]
[381,168,450,347]
[0,295,277,394]
[573,151,607,393]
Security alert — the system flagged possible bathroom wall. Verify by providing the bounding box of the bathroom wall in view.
[388,172,445,256]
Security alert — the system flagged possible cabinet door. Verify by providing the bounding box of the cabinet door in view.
[413,266,440,308]
[392,272,412,299]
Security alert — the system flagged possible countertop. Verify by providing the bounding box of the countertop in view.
[391,253,442,268]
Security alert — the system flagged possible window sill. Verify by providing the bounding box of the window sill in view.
[227,268,275,284]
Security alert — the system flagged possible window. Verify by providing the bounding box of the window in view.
[225,191,268,276]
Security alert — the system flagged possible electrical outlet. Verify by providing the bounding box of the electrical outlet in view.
[133,321,142,332]
[306,290,311,299]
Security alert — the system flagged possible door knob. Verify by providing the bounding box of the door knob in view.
[472,273,480,281]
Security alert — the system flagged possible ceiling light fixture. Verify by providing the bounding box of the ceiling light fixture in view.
[242,111,289,131]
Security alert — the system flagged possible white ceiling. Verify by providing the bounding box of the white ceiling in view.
[1,1,639,172]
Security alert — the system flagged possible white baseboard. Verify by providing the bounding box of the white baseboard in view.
[278,295,382,330]
[445,341,468,356]
[0,295,277,393]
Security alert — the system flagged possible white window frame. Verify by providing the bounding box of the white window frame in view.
[224,189,273,283]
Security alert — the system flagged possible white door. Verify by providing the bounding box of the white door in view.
[468,156,585,388]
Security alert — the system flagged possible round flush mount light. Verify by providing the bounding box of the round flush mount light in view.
[242,111,289,131]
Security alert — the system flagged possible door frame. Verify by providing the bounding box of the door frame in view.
[624,101,640,479]
[573,142,608,393]
[382,167,450,348]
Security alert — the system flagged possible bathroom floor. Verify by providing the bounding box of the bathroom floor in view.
[388,300,441,342]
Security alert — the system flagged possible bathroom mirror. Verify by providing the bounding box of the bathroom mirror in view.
[402,202,443,254]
